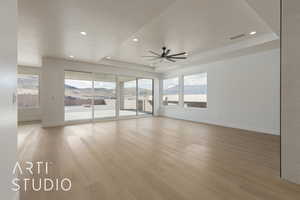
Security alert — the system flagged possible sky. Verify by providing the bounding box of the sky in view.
[164,73,207,89]
[184,73,207,86]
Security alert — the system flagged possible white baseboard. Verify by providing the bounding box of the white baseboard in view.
[161,114,280,136]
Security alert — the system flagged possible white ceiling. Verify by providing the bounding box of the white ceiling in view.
[18,0,279,70]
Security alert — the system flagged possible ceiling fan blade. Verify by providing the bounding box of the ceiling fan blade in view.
[165,49,171,56]
[168,52,186,57]
[167,56,187,59]
[149,50,161,56]
[166,58,176,62]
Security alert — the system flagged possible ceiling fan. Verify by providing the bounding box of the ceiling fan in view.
[143,46,187,63]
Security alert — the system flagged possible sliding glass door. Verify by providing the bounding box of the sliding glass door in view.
[138,79,153,115]
[64,71,93,121]
[64,71,154,122]
[119,76,137,117]
[94,73,116,119]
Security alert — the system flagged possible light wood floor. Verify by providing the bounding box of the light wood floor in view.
[18,117,300,200]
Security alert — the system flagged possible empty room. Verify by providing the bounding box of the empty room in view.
[1,0,300,199]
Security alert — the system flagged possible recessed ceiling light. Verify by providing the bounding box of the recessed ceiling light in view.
[80,31,87,36]
[69,55,74,58]
[132,38,139,42]
[105,56,111,59]
[249,31,257,35]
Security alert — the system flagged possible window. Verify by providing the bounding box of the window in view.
[64,71,154,122]
[138,79,153,115]
[94,73,116,119]
[119,76,137,117]
[163,77,179,105]
[183,73,207,108]
[17,73,39,109]
[64,71,93,121]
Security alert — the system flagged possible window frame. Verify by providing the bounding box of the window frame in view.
[93,73,118,120]
[161,72,208,110]
[64,70,94,122]
[63,70,155,123]
[162,76,180,107]
[137,78,154,115]
[182,72,208,110]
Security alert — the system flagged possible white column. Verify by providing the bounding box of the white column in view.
[41,59,65,127]
[0,0,17,198]
[281,0,300,184]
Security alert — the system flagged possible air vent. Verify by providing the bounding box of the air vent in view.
[230,33,246,40]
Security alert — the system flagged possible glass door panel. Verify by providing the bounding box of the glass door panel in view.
[119,76,137,117]
[138,79,153,115]
[64,71,93,121]
[94,73,116,119]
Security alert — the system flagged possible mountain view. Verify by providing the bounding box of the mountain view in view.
[65,84,152,99]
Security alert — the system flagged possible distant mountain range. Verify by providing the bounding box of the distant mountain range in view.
[18,78,207,97]
[18,77,152,98]
[164,85,207,95]
[65,84,152,99]
[20,77,203,97]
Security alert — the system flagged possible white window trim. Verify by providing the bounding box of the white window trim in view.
[63,70,155,123]
[161,72,208,110]
[161,76,181,108]
[182,72,208,110]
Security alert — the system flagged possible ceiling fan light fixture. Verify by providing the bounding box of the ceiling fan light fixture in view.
[249,31,257,35]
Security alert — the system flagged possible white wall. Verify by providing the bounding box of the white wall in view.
[281,0,300,185]
[160,49,280,135]
[0,0,17,198]
[41,58,162,127]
